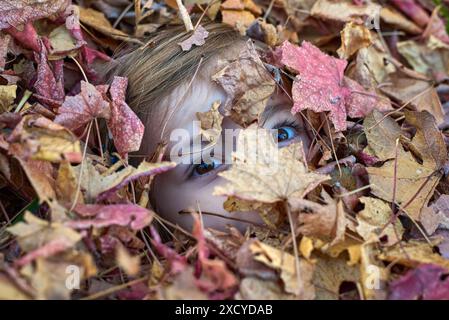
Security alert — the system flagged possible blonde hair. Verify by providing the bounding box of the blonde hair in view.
[103,22,243,119]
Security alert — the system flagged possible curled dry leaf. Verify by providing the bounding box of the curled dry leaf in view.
[76,6,128,40]
[337,22,372,60]
[67,204,154,231]
[75,158,176,201]
[0,84,17,112]
[107,76,145,157]
[116,244,140,277]
[249,239,315,298]
[289,191,348,245]
[8,115,81,163]
[214,125,329,204]
[212,40,275,127]
[196,100,223,143]
[178,25,209,51]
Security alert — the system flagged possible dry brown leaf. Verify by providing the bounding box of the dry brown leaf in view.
[359,242,388,300]
[249,240,315,298]
[9,115,81,163]
[290,191,348,245]
[378,240,449,269]
[116,244,140,277]
[214,125,329,203]
[212,40,275,127]
[311,0,381,24]
[337,22,372,60]
[77,6,129,40]
[356,197,404,246]
[363,110,403,161]
[380,6,422,34]
[420,195,449,235]
[0,84,16,112]
[196,100,223,143]
[380,73,444,125]
[55,160,83,205]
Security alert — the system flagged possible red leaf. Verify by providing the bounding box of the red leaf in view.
[107,76,144,157]
[0,0,70,30]
[15,238,74,267]
[67,204,153,231]
[150,226,188,274]
[5,22,40,53]
[276,41,388,131]
[33,41,65,107]
[54,80,110,131]
[389,264,449,300]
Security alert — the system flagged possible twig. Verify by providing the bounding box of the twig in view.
[284,201,302,298]
[175,0,193,32]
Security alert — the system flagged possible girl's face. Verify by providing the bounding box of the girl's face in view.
[146,45,311,232]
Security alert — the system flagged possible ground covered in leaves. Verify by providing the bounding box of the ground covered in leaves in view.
[2,0,449,300]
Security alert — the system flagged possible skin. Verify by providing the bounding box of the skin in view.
[139,44,311,232]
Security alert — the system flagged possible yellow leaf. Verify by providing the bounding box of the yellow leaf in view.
[249,240,315,298]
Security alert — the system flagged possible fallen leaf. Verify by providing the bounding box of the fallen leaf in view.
[249,239,315,298]
[77,6,129,41]
[178,25,209,51]
[311,0,381,24]
[54,81,110,131]
[356,197,404,246]
[67,204,153,231]
[75,158,175,201]
[107,76,145,157]
[8,115,81,163]
[196,100,223,143]
[277,40,388,131]
[236,277,297,299]
[420,195,449,235]
[7,211,82,266]
[378,240,449,269]
[212,40,275,127]
[389,264,449,300]
[337,22,372,60]
[0,0,69,30]
[116,244,140,276]
[0,84,16,112]
[214,125,329,203]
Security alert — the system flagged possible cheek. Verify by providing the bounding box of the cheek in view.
[151,173,262,232]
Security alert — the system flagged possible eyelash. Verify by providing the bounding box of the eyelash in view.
[187,117,304,179]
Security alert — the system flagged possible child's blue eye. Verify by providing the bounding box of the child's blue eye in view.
[192,159,222,176]
[276,126,297,143]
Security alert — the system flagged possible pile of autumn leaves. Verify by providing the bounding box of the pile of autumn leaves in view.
[1,0,449,300]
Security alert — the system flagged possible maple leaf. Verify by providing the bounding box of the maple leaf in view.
[213,125,329,203]
[54,81,111,131]
[0,0,70,30]
[276,40,388,131]
[107,76,145,157]
[366,111,446,219]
